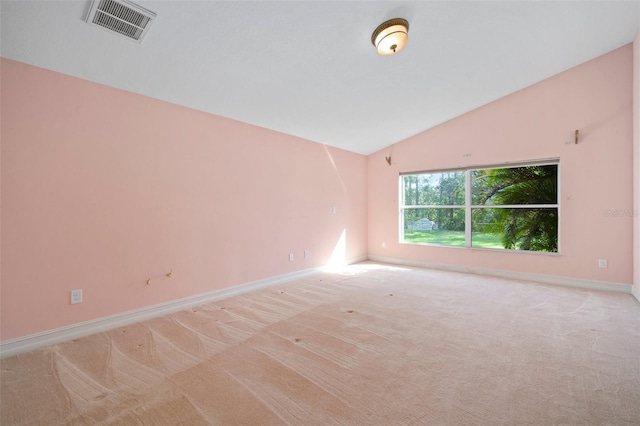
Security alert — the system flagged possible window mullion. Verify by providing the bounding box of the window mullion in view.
[399,176,404,243]
[465,170,471,247]
[402,205,462,209]
[471,204,558,209]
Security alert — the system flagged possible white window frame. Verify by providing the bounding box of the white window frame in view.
[399,160,560,253]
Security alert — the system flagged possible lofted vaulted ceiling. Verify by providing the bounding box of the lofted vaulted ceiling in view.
[1,1,639,155]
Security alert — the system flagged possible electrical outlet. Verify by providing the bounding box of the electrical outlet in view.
[382,242,387,248]
[598,259,608,269]
[304,250,310,259]
[289,253,294,262]
[70,289,83,304]
[332,206,336,214]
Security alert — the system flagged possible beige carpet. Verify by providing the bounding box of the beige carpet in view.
[2,262,639,425]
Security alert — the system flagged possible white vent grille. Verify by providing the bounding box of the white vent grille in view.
[86,0,156,42]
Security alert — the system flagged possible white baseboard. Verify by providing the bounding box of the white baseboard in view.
[2,254,633,359]
[368,255,634,295]
[348,255,370,264]
[321,255,369,270]
[632,286,640,303]
[0,266,322,359]
[0,255,369,359]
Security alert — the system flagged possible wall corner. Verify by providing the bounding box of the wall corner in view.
[633,29,640,299]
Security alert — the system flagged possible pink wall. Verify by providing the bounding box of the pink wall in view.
[368,45,634,285]
[1,41,636,342]
[0,59,368,340]
[634,31,640,297]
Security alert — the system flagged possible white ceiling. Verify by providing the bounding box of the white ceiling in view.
[1,1,639,155]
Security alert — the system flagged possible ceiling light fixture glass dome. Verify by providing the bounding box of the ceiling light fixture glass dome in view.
[371,18,409,55]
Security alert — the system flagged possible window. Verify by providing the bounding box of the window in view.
[402,172,466,246]
[400,162,558,253]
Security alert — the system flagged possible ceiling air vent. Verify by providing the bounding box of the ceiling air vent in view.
[86,0,156,43]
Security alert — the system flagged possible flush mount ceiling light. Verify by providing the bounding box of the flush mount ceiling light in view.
[371,18,409,55]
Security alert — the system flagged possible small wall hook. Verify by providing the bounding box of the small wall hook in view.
[166,268,172,278]
[385,156,392,165]
[146,278,151,286]
[575,129,579,144]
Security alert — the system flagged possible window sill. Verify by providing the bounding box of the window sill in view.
[399,241,561,256]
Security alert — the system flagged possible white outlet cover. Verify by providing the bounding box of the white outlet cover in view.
[70,289,83,304]
[598,259,608,268]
